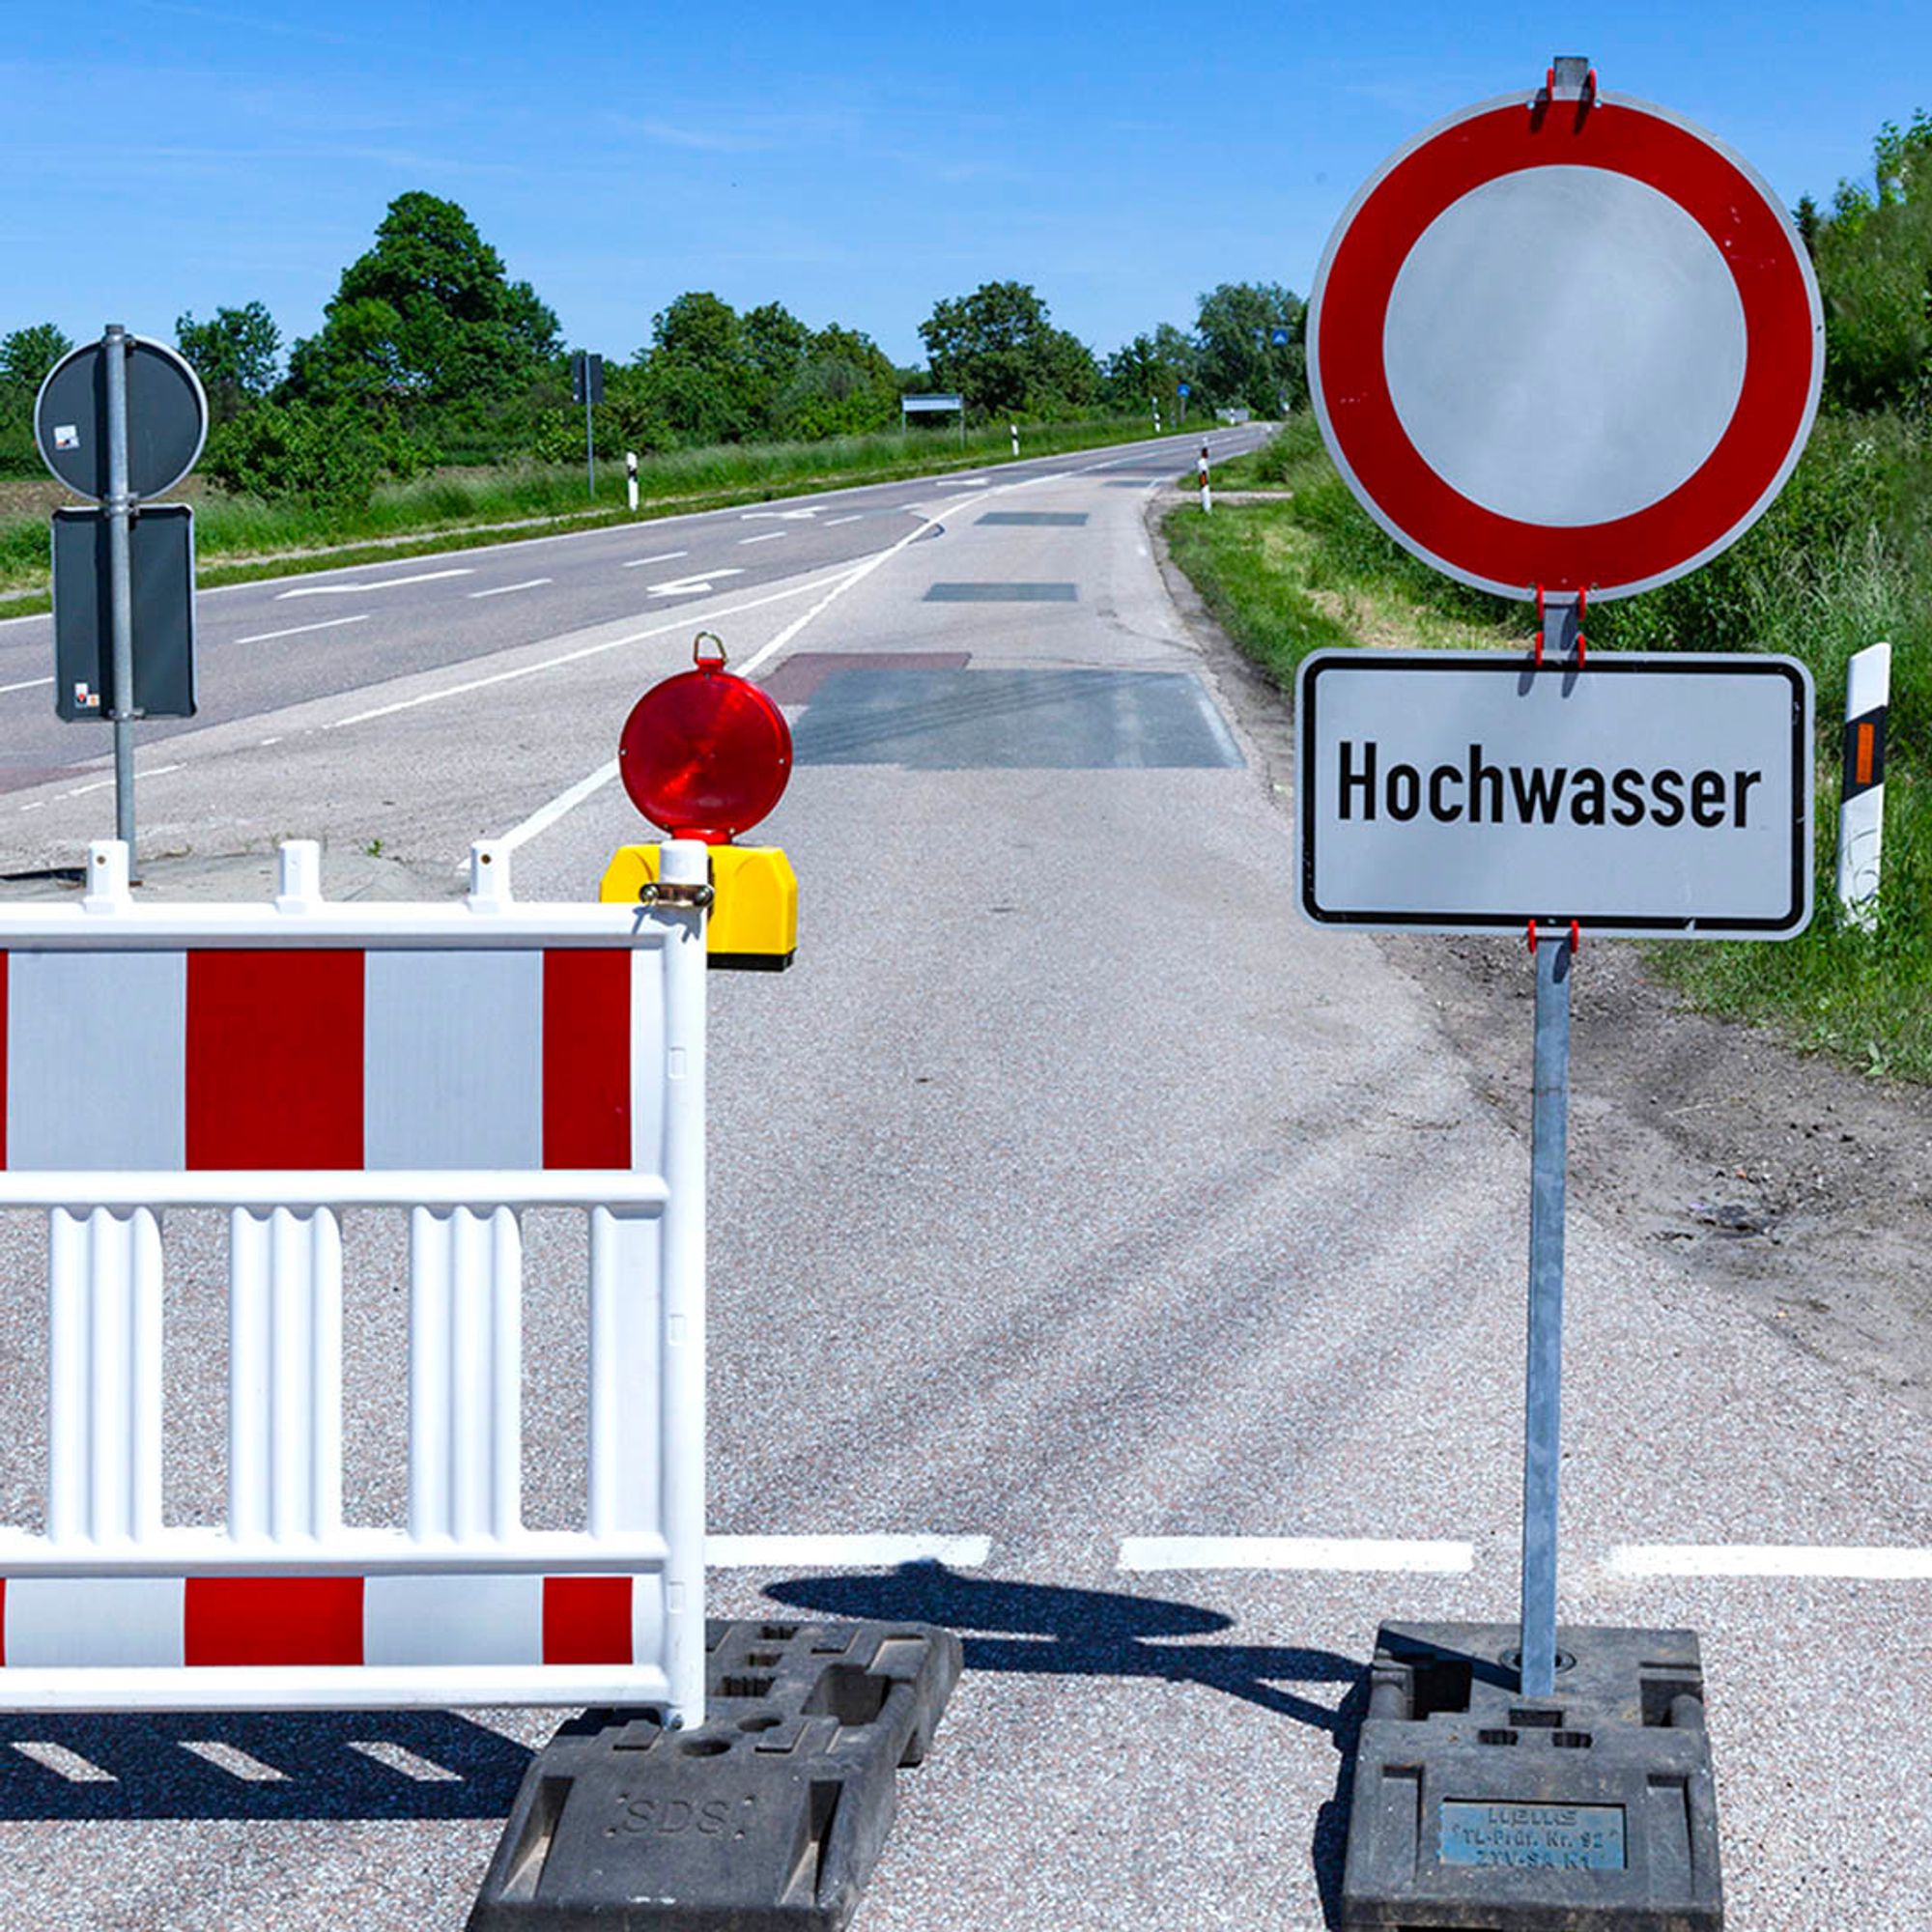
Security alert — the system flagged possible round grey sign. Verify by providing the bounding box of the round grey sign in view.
[35,334,209,501]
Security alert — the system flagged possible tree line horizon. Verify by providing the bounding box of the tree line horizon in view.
[0,190,1305,515]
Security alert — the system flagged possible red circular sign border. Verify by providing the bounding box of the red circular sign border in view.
[1308,93,1823,600]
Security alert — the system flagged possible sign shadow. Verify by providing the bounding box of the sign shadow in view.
[762,1562,1369,1925]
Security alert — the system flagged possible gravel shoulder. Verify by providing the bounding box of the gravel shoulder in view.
[1151,498,1932,1423]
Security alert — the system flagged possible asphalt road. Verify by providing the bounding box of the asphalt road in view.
[0,424,1924,1930]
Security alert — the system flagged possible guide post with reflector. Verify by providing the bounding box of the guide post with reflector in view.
[1836,641,1889,930]
[602,633,798,969]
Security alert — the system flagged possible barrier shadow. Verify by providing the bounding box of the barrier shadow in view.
[0,1709,531,1822]
[763,1562,1367,1925]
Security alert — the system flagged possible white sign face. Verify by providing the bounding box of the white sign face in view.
[1295,652,1811,936]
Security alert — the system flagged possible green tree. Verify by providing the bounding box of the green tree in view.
[176,301,281,422]
[202,398,433,524]
[0,323,72,396]
[775,324,899,439]
[1814,111,1932,412]
[1193,281,1305,416]
[634,292,757,444]
[1104,325,1198,419]
[918,282,1098,418]
[287,192,559,436]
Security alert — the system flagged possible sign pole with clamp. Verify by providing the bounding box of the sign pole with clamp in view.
[102,325,137,857]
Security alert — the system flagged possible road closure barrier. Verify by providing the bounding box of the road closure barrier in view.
[0,837,708,1718]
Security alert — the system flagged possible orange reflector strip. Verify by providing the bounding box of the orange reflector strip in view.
[1856,722,1875,787]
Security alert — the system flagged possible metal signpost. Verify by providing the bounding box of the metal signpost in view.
[1303,56,1823,1930]
[35,329,207,859]
[571,352,605,497]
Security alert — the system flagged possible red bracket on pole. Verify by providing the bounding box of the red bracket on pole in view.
[1532,585,1588,668]
[1526,920,1584,956]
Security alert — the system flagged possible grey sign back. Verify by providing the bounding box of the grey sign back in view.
[35,337,208,501]
[51,506,197,720]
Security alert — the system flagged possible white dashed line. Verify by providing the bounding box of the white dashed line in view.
[236,614,371,645]
[275,567,472,600]
[708,1535,991,1568]
[468,578,553,599]
[738,531,785,545]
[11,1742,114,1783]
[622,551,688,569]
[1119,1537,1474,1575]
[180,1741,287,1782]
[1609,1544,1932,1581]
[0,676,53,696]
[63,763,183,799]
[824,514,866,526]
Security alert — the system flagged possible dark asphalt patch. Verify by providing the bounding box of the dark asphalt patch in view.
[761,650,970,706]
[923,582,1078,603]
[791,668,1245,769]
[974,512,1090,527]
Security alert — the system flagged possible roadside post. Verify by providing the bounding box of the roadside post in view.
[1010,420,1020,458]
[1836,641,1889,928]
[571,351,605,497]
[1303,55,1823,1930]
[1152,394,1162,433]
[1198,441,1211,513]
[34,328,208,863]
[625,447,639,513]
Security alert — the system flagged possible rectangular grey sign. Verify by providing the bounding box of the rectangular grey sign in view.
[50,504,197,721]
[1439,1801,1627,1871]
[1294,651,1811,937]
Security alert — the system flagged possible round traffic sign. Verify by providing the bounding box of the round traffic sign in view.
[618,636,792,843]
[1307,88,1823,600]
[35,334,209,502]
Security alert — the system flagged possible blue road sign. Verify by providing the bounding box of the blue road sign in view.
[1178,383,1190,396]
[1271,327,1291,346]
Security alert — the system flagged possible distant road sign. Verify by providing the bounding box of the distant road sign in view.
[1307,89,1823,600]
[1270,327,1291,347]
[50,506,197,720]
[1177,383,1190,396]
[570,351,605,405]
[1294,651,1811,935]
[900,393,963,413]
[35,335,207,501]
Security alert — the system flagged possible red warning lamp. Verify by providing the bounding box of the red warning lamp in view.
[618,633,792,843]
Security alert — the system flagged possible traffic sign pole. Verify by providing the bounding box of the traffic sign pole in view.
[102,325,137,858]
[1520,923,1572,1700]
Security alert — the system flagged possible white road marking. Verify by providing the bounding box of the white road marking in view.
[335,559,882,737]
[708,1535,991,1568]
[180,1741,287,1782]
[236,614,371,645]
[824,514,866,526]
[497,494,984,848]
[649,570,744,596]
[739,507,817,521]
[275,567,473,600]
[348,1741,462,1782]
[737,531,785,545]
[63,763,183,799]
[468,577,553,599]
[622,551,688,569]
[11,1742,115,1782]
[1119,1536,1475,1575]
[0,676,53,696]
[1609,1544,1932,1581]
[944,477,990,489]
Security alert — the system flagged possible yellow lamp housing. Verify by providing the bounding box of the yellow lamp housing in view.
[601,843,797,971]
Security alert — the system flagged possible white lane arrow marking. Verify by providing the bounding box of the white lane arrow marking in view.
[647,570,744,596]
[275,567,474,600]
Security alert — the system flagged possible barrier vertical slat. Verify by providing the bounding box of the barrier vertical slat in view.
[412,1206,521,1542]
[229,1208,269,1539]
[587,1208,662,1539]
[48,1207,161,1544]
[658,840,708,1723]
[230,1208,343,1543]
[409,1206,453,1540]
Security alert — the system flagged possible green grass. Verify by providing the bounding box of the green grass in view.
[1167,412,1932,1082]
[0,414,1166,614]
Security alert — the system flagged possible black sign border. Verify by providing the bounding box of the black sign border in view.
[1296,651,1811,936]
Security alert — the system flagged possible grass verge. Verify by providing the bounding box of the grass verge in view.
[1166,412,1932,1082]
[0,414,1165,616]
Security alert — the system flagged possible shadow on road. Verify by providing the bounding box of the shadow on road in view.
[0,1709,530,1821]
[763,1562,1367,1925]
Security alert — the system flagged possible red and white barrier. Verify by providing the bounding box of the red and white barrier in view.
[0,838,708,1716]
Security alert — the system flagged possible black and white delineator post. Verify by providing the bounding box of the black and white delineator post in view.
[1835,640,1889,929]
[1302,50,1825,1928]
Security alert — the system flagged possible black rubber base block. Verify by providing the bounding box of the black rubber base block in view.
[1341,1622,1723,1931]
[469,1619,962,1931]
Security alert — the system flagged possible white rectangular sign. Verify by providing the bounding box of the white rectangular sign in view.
[1294,651,1812,936]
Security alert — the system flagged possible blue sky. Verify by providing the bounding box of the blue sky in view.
[5,1,1926,370]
